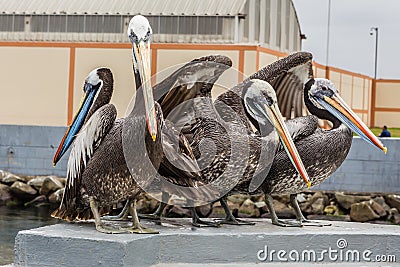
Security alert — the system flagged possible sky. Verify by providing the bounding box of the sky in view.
[291,0,400,79]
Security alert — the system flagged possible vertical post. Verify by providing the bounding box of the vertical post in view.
[371,27,379,79]
[259,0,266,44]
[248,0,256,43]
[325,0,331,77]
[234,15,239,43]
[370,27,378,127]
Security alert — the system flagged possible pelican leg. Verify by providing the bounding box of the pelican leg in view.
[139,191,169,220]
[290,194,332,227]
[265,194,302,227]
[89,197,128,234]
[191,208,221,228]
[216,196,255,225]
[102,199,131,221]
[126,199,159,234]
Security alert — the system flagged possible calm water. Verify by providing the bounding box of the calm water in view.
[0,205,59,265]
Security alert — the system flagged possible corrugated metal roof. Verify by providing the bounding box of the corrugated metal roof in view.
[0,0,247,16]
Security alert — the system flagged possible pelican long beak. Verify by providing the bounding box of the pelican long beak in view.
[53,83,99,165]
[315,93,387,153]
[265,103,312,188]
[132,39,157,141]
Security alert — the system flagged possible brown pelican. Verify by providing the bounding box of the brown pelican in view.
[51,15,204,233]
[133,55,312,225]
[215,52,387,226]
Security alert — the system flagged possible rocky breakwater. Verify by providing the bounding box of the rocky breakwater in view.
[135,191,400,226]
[0,170,64,208]
[1,169,399,225]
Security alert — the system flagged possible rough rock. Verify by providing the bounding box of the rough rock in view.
[350,202,380,222]
[1,173,24,185]
[0,183,13,204]
[166,205,191,218]
[25,195,48,207]
[0,169,9,179]
[208,203,226,218]
[227,194,247,205]
[39,176,64,196]
[48,188,64,204]
[261,199,295,219]
[58,177,67,186]
[273,194,290,205]
[324,202,339,215]
[227,200,240,212]
[388,208,400,225]
[335,192,371,210]
[385,195,400,211]
[373,196,391,212]
[9,181,37,200]
[368,199,387,217]
[238,198,260,218]
[195,203,213,218]
[254,201,266,209]
[310,197,325,215]
[296,193,307,203]
[27,176,47,190]
[309,192,329,206]
[136,198,154,214]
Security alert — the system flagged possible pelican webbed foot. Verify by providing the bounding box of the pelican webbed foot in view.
[90,197,132,234]
[128,199,159,234]
[216,197,255,225]
[265,194,303,228]
[290,194,332,227]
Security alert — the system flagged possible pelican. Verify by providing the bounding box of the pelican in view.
[215,52,387,226]
[134,54,312,226]
[51,15,205,233]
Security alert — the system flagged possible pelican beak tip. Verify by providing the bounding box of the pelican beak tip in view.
[383,146,388,154]
[307,181,312,188]
[152,134,157,142]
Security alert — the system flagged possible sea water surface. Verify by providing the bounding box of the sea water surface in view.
[0,205,58,265]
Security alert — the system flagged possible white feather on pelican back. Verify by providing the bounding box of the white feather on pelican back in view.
[65,104,117,189]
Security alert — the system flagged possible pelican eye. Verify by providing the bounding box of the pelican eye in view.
[264,95,274,106]
[143,30,151,41]
[129,32,139,43]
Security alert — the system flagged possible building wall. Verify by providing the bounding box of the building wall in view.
[373,80,400,128]
[0,125,68,176]
[313,63,373,127]
[0,42,399,127]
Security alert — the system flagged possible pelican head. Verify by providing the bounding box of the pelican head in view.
[244,79,311,188]
[127,15,157,141]
[306,78,387,153]
[53,68,110,165]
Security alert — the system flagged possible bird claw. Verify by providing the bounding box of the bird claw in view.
[138,213,162,221]
[191,218,221,228]
[127,225,159,234]
[272,219,303,227]
[298,219,332,227]
[101,214,131,221]
[95,223,129,234]
[216,216,256,226]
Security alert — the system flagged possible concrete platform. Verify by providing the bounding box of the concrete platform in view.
[14,219,400,266]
